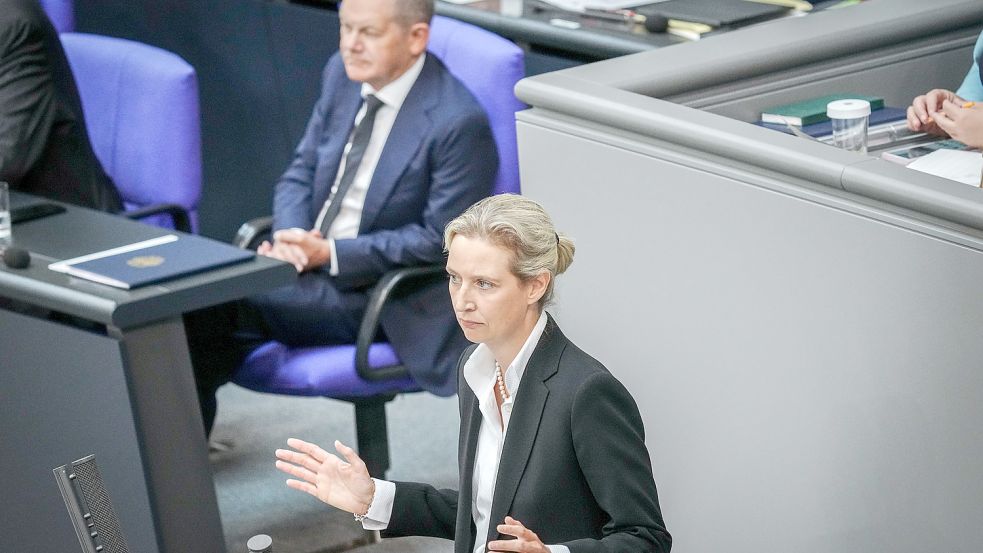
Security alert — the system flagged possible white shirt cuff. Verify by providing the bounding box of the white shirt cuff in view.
[274,227,308,242]
[360,478,395,531]
[328,238,339,275]
[546,545,571,553]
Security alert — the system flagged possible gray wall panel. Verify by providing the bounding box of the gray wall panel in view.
[514,0,983,549]
[519,118,983,552]
[1,310,159,553]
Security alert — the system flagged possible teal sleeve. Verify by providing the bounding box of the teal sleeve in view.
[955,30,983,101]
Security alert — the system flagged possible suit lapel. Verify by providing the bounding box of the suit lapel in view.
[457,388,482,553]
[359,53,440,232]
[484,316,565,545]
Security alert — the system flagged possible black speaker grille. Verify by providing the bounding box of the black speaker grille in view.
[74,458,130,553]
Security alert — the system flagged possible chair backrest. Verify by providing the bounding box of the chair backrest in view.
[40,0,75,33]
[60,33,203,230]
[428,16,525,195]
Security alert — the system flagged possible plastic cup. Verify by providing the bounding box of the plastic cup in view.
[0,182,10,247]
[247,534,273,553]
[827,99,871,154]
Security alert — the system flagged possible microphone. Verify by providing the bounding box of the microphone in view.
[1,246,30,269]
[643,13,669,33]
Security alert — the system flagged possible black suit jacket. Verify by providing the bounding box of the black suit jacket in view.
[0,0,122,212]
[383,315,672,553]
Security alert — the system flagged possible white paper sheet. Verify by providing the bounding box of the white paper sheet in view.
[537,0,664,12]
[907,149,983,187]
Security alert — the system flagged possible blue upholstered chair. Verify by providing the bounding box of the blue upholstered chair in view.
[427,15,524,195]
[231,16,525,477]
[60,33,203,232]
[40,0,75,33]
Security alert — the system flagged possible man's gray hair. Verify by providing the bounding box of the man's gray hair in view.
[393,0,434,26]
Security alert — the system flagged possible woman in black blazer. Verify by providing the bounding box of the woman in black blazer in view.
[276,194,671,553]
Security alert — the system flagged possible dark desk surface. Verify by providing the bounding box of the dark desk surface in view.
[0,194,296,328]
[291,0,847,63]
[287,0,684,59]
[436,0,684,59]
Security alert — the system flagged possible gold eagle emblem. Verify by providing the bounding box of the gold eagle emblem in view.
[127,255,165,268]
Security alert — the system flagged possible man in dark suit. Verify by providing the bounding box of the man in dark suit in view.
[0,0,123,212]
[187,0,497,434]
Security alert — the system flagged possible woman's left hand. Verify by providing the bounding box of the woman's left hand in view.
[487,516,550,552]
[934,100,983,150]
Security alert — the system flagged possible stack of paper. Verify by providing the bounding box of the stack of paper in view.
[906,150,983,187]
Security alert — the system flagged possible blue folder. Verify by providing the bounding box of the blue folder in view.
[50,234,254,289]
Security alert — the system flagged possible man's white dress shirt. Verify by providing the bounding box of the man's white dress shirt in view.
[310,53,426,275]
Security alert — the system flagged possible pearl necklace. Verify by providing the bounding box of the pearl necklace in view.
[494,361,509,401]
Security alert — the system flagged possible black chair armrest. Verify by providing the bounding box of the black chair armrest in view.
[232,212,440,384]
[355,264,447,382]
[233,216,274,250]
[124,203,192,233]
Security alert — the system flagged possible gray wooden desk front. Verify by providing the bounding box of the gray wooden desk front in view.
[515,0,983,551]
[0,197,295,553]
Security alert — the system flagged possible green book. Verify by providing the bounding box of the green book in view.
[760,94,885,126]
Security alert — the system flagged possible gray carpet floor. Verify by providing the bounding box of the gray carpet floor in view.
[210,385,458,553]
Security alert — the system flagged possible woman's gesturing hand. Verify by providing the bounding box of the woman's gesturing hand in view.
[275,438,375,515]
[487,516,550,553]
